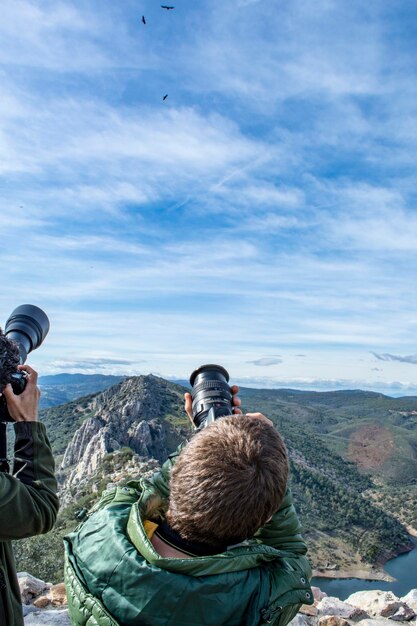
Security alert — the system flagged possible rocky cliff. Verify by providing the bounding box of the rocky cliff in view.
[59,375,190,502]
[14,375,414,586]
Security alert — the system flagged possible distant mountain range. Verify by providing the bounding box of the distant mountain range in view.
[14,373,416,584]
[38,374,126,408]
[39,373,417,485]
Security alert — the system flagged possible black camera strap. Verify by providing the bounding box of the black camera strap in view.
[0,422,9,473]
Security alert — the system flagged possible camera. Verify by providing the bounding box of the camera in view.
[0,305,50,422]
[189,364,233,428]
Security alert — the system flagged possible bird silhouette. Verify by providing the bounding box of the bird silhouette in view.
[161,5,175,9]
[163,94,168,100]
[142,15,146,24]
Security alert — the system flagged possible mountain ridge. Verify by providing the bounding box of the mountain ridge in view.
[13,373,416,584]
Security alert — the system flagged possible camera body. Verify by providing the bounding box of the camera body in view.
[0,372,27,422]
[0,305,50,423]
[189,364,233,428]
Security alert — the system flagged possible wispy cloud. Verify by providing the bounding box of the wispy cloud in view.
[0,0,143,72]
[50,357,140,368]
[2,0,417,389]
[234,376,417,397]
[46,357,145,375]
[246,357,283,366]
[372,353,417,365]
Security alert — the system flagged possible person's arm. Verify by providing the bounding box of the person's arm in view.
[0,422,59,539]
[151,387,242,498]
[254,487,308,555]
[150,445,183,499]
[0,365,59,540]
[251,441,312,583]
[234,413,311,577]
[218,409,308,557]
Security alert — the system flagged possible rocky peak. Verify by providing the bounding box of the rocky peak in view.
[59,374,188,493]
[90,374,180,423]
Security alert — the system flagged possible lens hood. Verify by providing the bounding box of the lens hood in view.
[5,304,50,363]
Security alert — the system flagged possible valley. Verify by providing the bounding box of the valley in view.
[13,375,417,584]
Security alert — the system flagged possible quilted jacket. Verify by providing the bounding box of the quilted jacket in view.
[65,447,313,626]
[0,422,59,626]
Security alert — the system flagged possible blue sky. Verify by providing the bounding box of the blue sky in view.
[2,0,417,395]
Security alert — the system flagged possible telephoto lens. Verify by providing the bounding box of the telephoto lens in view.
[189,364,233,428]
[0,305,50,422]
[5,304,50,364]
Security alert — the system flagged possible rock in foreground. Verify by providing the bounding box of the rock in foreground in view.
[24,609,71,625]
[296,588,417,626]
[18,572,417,626]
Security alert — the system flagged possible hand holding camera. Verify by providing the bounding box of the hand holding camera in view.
[2,365,40,422]
[186,363,273,427]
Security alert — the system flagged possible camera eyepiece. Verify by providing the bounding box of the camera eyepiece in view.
[5,304,50,364]
[189,364,233,428]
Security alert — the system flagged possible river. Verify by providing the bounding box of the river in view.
[311,539,417,600]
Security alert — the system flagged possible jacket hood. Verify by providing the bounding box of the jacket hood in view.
[127,490,292,577]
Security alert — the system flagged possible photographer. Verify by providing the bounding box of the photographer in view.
[65,386,313,626]
[0,331,59,626]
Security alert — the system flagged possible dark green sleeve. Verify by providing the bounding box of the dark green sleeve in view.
[255,488,312,582]
[149,436,195,500]
[149,445,184,499]
[254,488,309,555]
[0,422,59,540]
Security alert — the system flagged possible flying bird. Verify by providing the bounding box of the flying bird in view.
[142,15,146,24]
[161,5,175,9]
[163,94,168,100]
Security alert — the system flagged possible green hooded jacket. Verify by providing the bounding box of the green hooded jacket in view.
[0,422,59,626]
[65,446,313,626]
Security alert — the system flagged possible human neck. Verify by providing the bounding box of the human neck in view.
[151,532,193,558]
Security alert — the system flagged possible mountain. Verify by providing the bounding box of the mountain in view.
[239,387,417,542]
[59,375,190,498]
[12,376,416,583]
[38,374,126,409]
[239,387,417,486]
[39,376,417,485]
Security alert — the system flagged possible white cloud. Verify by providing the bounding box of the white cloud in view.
[49,357,140,368]
[0,0,137,71]
[0,91,264,210]
[179,0,383,106]
[372,353,417,365]
[1,0,417,391]
[246,357,283,366]
[233,376,417,397]
[314,184,417,253]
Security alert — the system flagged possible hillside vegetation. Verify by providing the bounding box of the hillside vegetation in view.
[13,376,417,583]
[240,387,417,485]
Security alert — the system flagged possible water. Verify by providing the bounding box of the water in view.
[311,539,417,600]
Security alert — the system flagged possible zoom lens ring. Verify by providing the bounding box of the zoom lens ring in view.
[192,380,231,397]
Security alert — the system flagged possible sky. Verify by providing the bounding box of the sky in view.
[2,0,417,395]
